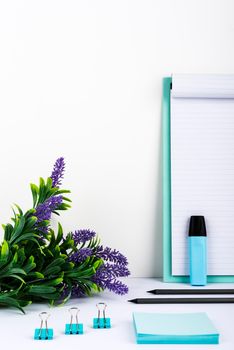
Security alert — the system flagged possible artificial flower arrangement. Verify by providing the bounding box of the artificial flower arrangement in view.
[0,158,129,312]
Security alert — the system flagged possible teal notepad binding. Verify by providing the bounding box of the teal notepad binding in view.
[133,312,219,344]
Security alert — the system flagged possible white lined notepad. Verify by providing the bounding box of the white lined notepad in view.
[171,74,234,276]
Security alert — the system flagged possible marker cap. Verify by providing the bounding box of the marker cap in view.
[189,216,206,237]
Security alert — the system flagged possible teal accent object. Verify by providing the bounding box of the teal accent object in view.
[65,323,83,335]
[189,237,207,285]
[162,76,234,283]
[93,318,111,329]
[133,312,219,344]
[34,328,53,340]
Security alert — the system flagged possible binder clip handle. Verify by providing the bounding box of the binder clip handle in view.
[96,302,107,323]
[69,307,80,334]
[93,302,111,328]
[39,312,50,339]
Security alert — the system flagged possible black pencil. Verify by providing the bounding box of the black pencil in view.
[128,297,234,304]
[147,288,234,295]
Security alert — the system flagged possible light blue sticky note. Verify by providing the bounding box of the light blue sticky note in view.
[133,312,219,344]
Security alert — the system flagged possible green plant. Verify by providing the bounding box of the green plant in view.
[0,158,129,312]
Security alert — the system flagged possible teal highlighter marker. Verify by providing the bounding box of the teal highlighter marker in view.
[189,216,207,286]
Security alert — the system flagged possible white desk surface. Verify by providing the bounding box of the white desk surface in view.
[1,278,234,349]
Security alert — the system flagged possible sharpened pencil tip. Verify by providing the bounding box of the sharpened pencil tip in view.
[128,299,137,303]
[147,290,155,294]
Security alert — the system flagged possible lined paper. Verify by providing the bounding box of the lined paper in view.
[171,74,234,276]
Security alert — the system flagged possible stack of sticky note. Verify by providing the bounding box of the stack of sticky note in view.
[133,312,219,344]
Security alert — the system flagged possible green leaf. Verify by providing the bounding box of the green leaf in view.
[3,224,13,241]
[28,285,57,294]
[24,216,38,230]
[13,203,23,216]
[18,300,32,308]
[23,256,36,273]
[24,208,36,218]
[62,262,74,271]
[93,259,103,270]
[8,274,26,284]
[0,296,25,313]
[26,237,46,256]
[46,177,52,192]
[43,266,62,276]
[10,268,26,275]
[66,266,96,279]
[37,177,46,203]
[57,203,71,210]
[56,223,63,244]
[0,260,13,276]
[39,177,45,188]
[9,216,26,244]
[13,232,40,245]
[45,249,54,258]
[1,240,9,261]
[31,292,61,300]
[54,245,60,256]
[27,271,44,279]
[53,189,71,195]
[44,258,65,270]
[13,252,18,264]
[17,248,26,264]
[62,196,72,203]
[43,277,63,286]
[30,183,39,207]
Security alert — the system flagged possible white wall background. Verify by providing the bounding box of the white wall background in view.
[0,0,233,277]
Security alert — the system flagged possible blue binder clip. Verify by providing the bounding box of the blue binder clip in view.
[65,307,83,335]
[93,302,111,329]
[34,312,53,340]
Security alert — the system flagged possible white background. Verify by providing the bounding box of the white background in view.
[0,0,234,277]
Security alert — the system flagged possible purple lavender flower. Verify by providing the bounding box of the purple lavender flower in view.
[68,248,93,263]
[50,157,65,187]
[34,195,63,233]
[35,195,63,222]
[96,263,130,278]
[92,263,130,295]
[37,226,49,235]
[71,284,86,297]
[61,283,85,299]
[60,284,71,300]
[60,283,86,302]
[104,280,129,295]
[95,246,128,266]
[72,229,96,245]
